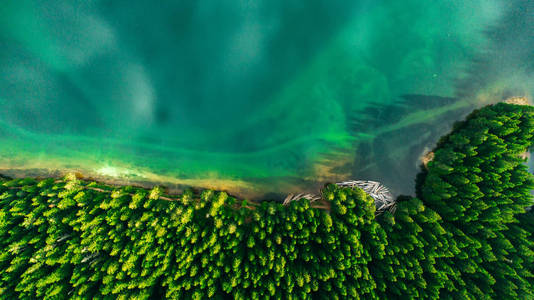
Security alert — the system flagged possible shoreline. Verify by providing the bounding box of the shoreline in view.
[0,167,324,201]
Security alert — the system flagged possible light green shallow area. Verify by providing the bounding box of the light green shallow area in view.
[1,0,533,198]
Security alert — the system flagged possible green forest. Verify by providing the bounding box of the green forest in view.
[0,103,533,299]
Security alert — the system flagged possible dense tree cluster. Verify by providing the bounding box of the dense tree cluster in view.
[0,176,387,299]
[419,103,534,298]
[517,207,534,281]
[371,196,450,299]
[0,103,532,299]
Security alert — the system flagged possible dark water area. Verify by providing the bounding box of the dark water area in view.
[1,0,533,199]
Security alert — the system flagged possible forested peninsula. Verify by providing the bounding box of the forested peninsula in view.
[0,103,533,299]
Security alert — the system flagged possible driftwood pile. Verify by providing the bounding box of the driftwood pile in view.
[283,180,396,215]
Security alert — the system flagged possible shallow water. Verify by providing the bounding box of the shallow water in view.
[1,0,533,199]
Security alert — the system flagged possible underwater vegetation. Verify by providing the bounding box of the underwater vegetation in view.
[0,103,532,299]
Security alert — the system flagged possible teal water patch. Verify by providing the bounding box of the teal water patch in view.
[1,0,533,198]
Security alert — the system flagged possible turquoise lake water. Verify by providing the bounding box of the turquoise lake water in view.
[1,0,533,198]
